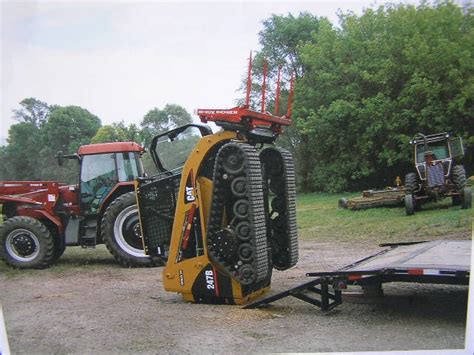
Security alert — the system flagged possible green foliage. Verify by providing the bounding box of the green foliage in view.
[154,135,200,172]
[294,2,474,192]
[259,12,326,79]
[91,122,140,144]
[240,13,325,190]
[0,102,103,183]
[12,97,52,127]
[4,122,43,180]
[2,98,53,180]
[241,12,325,108]
[39,106,102,182]
[0,98,195,184]
[141,104,192,146]
[42,106,101,153]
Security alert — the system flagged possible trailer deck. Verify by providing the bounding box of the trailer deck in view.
[244,240,471,311]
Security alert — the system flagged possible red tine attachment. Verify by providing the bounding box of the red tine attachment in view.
[245,51,252,108]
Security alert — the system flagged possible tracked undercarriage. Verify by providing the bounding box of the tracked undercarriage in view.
[136,130,298,304]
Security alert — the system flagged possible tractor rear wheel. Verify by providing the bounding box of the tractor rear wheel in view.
[404,173,418,195]
[461,187,472,209]
[0,216,55,269]
[101,192,161,267]
[405,194,415,216]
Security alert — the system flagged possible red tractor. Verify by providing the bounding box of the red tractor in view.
[0,142,160,268]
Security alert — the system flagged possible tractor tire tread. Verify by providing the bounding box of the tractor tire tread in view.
[101,192,161,268]
[0,216,55,269]
[452,165,467,191]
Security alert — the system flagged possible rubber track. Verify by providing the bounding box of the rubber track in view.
[207,142,269,284]
[260,147,298,270]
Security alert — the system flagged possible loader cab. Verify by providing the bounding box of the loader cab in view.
[411,133,464,181]
[77,142,145,214]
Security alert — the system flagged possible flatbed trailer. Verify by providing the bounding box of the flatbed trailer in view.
[244,240,471,311]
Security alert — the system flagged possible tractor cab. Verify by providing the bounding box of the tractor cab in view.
[59,142,145,215]
[77,143,145,214]
[412,132,464,182]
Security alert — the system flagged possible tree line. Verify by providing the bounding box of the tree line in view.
[1,1,472,192]
[258,1,473,192]
[0,98,192,183]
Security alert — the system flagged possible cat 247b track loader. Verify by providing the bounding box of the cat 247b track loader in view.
[134,56,298,304]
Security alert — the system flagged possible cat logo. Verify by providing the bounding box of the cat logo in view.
[185,186,195,202]
[184,170,196,203]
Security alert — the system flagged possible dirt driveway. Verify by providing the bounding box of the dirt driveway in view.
[1,235,471,353]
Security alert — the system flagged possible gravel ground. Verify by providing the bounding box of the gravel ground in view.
[0,235,471,353]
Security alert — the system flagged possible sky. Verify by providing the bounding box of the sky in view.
[0,0,432,144]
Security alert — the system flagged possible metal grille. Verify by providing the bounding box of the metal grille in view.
[137,172,182,257]
[426,163,445,187]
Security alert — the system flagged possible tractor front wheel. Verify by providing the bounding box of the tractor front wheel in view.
[101,192,161,267]
[0,216,55,269]
[405,194,415,216]
[404,173,418,195]
[461,187,472,209]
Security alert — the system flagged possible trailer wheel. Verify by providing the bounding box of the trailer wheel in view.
[0,216,55,269]
[405,195,415,216]
[101,192,162,267]
[461,187,472,209]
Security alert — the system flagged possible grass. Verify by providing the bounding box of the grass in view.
[0,194,472,275]
[297,192,473,244]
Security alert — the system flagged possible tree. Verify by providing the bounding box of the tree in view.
[1,100,103,183]
[2,123,42,180]
[240,13,325,107]
[295,2,474,192]
[239,13,326,191]
[90,121,140,144]
[140,104,192,146]
[39,106,101,182]
[41,106,101,153]
[259,12,325,79]
[12,98,52,127]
